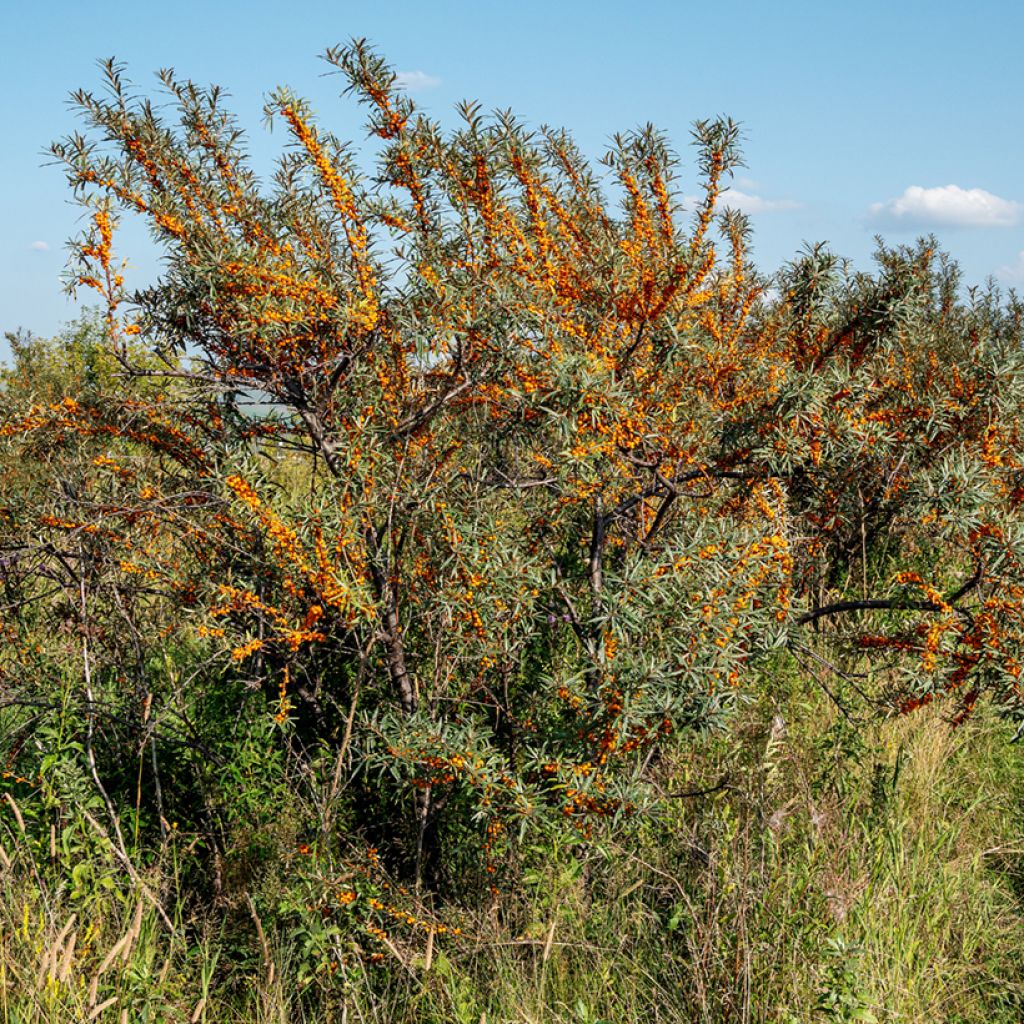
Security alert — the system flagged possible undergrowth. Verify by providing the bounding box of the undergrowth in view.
[3,676,1023,1023]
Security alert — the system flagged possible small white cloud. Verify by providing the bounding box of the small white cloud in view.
[869,185,1021,229]
[29,240,49,252]
[719,188,800,214]
[394,70,441,92]
[997,251,1024,286]
[734,176,761,192]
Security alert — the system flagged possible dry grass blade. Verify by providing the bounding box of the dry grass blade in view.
[246,892,275,989]
[57,928,78,983]
[96,929,131,979]
[541,918,557,964]
[88,921,133,1006]
[88,995,118,1020]
[122,899,144,963]
[3,793,25,834]
[35,912,77,989]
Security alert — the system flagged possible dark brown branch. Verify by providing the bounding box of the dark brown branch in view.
[391,377,474,439]
[364,524,416,715]
[666,776,732,799]
[796,564,982,627]
[797,598,941,626]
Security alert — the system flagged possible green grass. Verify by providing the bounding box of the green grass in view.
[3,681,1024,1023]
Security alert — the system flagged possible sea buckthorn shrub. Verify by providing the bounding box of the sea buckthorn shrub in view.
[3,41,1024,905]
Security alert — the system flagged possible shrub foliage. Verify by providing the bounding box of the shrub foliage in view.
[4,41,1024,922]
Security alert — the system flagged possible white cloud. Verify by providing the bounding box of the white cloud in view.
[719,188,800,214]
[869,185,1021,229]
[29,240,49,252]
[394,70,441,92]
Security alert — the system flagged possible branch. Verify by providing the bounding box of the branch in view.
[364,523,416,714]
[665,775,732,799]
[796,597,940,626]
[588,496,605,601]
[796,564,982,628]
[391,377,474,438]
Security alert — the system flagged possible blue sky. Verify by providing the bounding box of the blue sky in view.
[3,0,1022,352]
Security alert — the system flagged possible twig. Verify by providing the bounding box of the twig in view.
[80,808,176,934]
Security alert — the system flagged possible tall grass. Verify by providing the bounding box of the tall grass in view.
[3,682,1023,1022]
